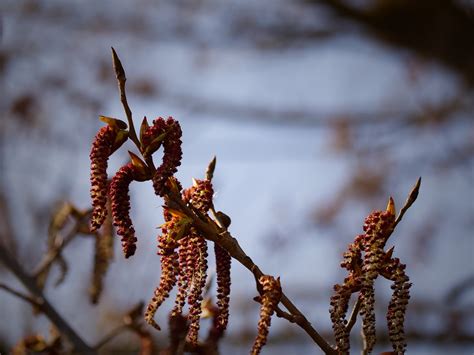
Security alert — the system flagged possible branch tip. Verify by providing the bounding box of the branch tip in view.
[206,156,217,181]
[111,47,126,82]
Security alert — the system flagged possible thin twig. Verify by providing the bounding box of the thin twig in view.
[111,47,141,149]
[274,305,304,324]
[0,242,95,353]
[0,283,43,308]
[93,324,129,350]
[33,223,81,278]
[394,177,421,228]
[346,296,361,333]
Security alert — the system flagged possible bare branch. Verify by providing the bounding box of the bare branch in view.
[93,324,128,350]
[33,223,81,279]
[0,283,42,308]
[0,242,95,353]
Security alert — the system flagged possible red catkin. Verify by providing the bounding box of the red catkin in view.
[110,163,138,258]
[251,275,282,355]
[90,126,117,231]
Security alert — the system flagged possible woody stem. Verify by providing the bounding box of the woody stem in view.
[167,193,337,355]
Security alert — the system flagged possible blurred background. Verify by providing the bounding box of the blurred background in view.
[0,0,473,353]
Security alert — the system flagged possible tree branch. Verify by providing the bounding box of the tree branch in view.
[0,242,95,354]
[111,48,337,354]
[93,324,129,350]
[33,222,81,279]
[0,283,42,308]
[167,192,337,354]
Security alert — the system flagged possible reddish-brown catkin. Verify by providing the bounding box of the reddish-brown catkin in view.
[385,258,411,354]
[329,234,364,354]
[251,276,282,355]
[186,231,208,345]
[183,178,214,343]
[170,181,194,318]
[149,117,183,197]
[359,210,395,353]
[172,236,192,316]
[329,276,362,354]
[189,179,214,212]
[90,126,117,231]
[110,163,138,258]
[144,217,180,330]
[215,243,231,332]
[145,197,195,330]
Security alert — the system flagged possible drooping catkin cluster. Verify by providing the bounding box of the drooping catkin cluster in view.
[329,198,411,354]
[145,177,231,346]
[144,206,184,330]
[383,257,411,354]
[329,234,365,353]
[143,117,183,197]
[214,243,231,332]
[185,229,208,344]
[89,116,183,258]
[90,120,128,231]
[359,208,395,353]
[109,163,139,258]
[142,177,234,346]
[90,111,233,345]
[251,275,282,355]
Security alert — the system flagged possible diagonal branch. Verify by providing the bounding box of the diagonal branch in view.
[166,192,337,355]
[0,242,95,354]
[33,223,82,280]
[0,283,42,308]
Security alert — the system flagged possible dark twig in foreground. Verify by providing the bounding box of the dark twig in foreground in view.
[0,243,95,354]
[33,223,81,279]
[0,283,42,308]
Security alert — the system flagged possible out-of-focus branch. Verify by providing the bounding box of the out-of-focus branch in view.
[0,191,17,255]
[93,324,129,350]
[0,242,95,353]
[312,0,474,85]
[94,302,153,353]
[0,283,42,308]
[161,89,473,129]
[445,274,474,304]
[33,223,82,280]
